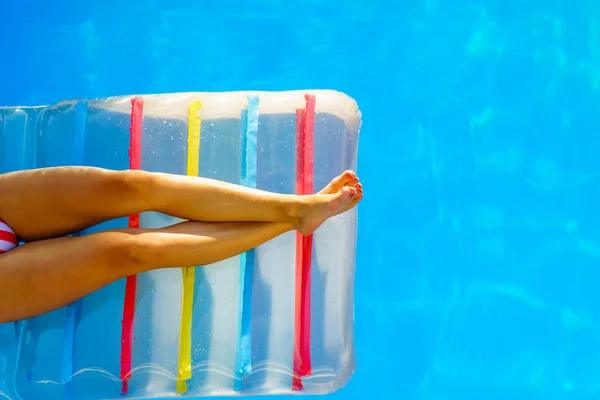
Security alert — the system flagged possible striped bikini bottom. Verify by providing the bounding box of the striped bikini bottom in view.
[0,219,19,254]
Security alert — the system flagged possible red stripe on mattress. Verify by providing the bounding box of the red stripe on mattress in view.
[303,94,315,194]
[292,94,316,391]
[295,109,306,195]
[120,96,143,395]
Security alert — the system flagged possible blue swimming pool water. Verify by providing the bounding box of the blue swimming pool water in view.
[2,0,600,399]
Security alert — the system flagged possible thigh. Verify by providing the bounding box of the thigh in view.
[0,230,138,323]
[0,167,150,241]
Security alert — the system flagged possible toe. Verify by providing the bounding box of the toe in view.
[343,170,360,186]
[322,170,358,193]
[337,171,359,188]
[352,183,362,198]
[346,177,360,187]
[342,185,357,198]
[339,191,363,214]
[337,186,357,204]
[344,170,357,181]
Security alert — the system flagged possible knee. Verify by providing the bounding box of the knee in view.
[101,169,155,206]
[101,232,160,273]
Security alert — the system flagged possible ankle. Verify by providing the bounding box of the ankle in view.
[282,196,309,226]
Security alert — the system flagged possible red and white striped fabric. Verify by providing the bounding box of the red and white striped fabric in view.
[0,219,19,254]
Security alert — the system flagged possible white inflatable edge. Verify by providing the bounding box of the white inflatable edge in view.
[1,89,362,133]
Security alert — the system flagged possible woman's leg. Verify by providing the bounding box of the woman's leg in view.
[0,166,360,241]
[0,219,296,324]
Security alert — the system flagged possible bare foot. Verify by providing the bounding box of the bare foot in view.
[296,170,362,236]
[321,171,363,215]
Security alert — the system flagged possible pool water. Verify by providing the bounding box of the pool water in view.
[2,0,600,399]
